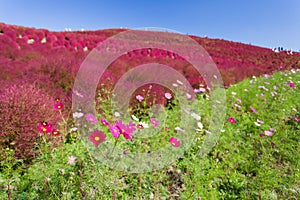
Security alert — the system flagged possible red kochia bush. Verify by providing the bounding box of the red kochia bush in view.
[0,83,61,161]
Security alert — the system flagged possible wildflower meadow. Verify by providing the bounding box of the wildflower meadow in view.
[0,23,299,199]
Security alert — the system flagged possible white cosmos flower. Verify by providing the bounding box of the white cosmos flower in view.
[138,122,149,128]
[197,122,203,130]
[191,112,201,121]
[70,127,78,132]
[254,122,261,126]
[114,112,120,117]
[73,112,84,118]
[131,115,139,121]
[176,80,183,85]
[175,127,185,132]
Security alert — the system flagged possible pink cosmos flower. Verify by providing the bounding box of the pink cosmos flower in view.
[136,95,144,102]
[234,104,241,109]
[165,92,172,100]
[194,88,206,93]
[72,90,83,98]
[89,130,106,147]
[101,119,109,126]
[109,125,120,138]
[273,86,278,90]
[250,106,258,114]
[137,123,144,129]
[115,120,136,140]
[86,113,98,123]
[149,118,159,127]
[169,137,180,147]
[289,82,295,88]
[38,121,53,134]
[51,129,61,136]
[259,133,265,137]
[294,116,299,121]
[54,102,64,110]
[237,98,242,103]
[227,117,236,124]
[264,130,273,136]
[127,121,136,133]
[67,156,77,165]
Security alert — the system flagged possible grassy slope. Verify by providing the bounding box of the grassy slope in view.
[2,69,298,200]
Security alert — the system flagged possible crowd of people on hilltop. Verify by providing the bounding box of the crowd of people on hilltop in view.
[272,47,298,55]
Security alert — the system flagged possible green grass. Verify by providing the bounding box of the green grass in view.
[0,69,299,199]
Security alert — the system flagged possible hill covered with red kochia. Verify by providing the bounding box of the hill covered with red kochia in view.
[0,22,299,94]
[1,22,299,159]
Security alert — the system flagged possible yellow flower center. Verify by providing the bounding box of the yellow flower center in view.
[121,129,125,133]
[95,136,100,141]
[42,128,47,132]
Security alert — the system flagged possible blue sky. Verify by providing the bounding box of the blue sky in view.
[1,0,299,50]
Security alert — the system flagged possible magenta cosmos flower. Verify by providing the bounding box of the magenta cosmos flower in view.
[51,129,61,136]
[109,120,137,140]
[86,113,98,123]
[169,137,180,147]
[38,121,53,134]
[289,81,296,88]
[109,125,121,138]
[227,117,236,124]
[115,120,136,140]
[89,130,106,147]
[54,101,64,110]
[100,119,109,126]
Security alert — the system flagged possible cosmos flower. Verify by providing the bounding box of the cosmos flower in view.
[264,130,273,136]
[165,92,172,100]
[169,137,180,147]
[136,95,144,102]
[86,113,98,123]
[51,129,60,136]
[227,117,236,124]
[38,121,53,134]
[149,118,159,127]
[54,101,64,110]
[67,156,77,165]
[250,106,258,114]
[89,130,106,147]
[100,119,109,126]
[109,125,120,138]
[73,112,84,118]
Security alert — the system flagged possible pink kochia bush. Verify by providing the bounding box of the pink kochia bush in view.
[0,83,61,160]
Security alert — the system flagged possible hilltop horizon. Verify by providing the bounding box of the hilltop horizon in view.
[2,21,298,52]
